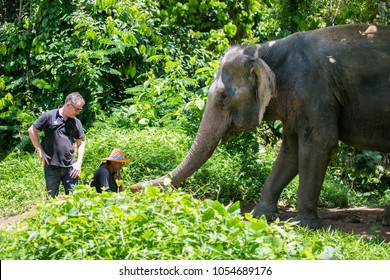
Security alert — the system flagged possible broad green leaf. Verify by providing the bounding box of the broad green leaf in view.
[48,219,58,225]
[143,231,154,239]
[110,205,123,217]
[165,61,177,69]
[126,215,135,222]
[202,207,215,222]
[244,213,257,222]
[0,44,6,55]
[195,67,213,74]
[32,79,51,90]
[19,41,26,49]
[227,201,240,213]
[212,200,227,217]
[86,29,97,40]
[68,207,79,217]
[129,65,136,78]
[108,68,122,76]
[121,32,137,46]
[264,235,284,250]
[125,85,144,94]
[146,55,164,62]
[138,44,146,54]
[145,186,160,197]
[0,78,6,91]
[249,219,268,231]
[226,216,241,228]
[60,235,69,241]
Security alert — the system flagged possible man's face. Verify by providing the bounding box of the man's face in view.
[112,162,123,172]
[66,101,84,118]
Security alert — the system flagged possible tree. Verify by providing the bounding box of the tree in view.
[0,0,34,22]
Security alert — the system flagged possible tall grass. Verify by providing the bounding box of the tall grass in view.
[0,153,45,216]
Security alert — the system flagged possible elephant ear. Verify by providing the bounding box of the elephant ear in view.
[251,58,276,124]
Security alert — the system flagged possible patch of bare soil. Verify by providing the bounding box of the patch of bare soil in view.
[241,204,390,242]
[0,206,37,231]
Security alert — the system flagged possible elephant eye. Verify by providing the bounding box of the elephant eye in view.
[219,93,227,105]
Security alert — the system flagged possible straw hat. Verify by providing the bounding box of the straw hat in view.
[101,148,131,163]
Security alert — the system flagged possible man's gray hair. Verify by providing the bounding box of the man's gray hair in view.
[65,92,85,105]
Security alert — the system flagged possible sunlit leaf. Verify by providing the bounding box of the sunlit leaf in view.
[202,207,215,222]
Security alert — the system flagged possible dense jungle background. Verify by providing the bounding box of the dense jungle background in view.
[0,0,389,260]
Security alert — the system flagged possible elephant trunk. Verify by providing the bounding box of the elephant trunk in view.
[170,120,221,186]
[131,111,224,191]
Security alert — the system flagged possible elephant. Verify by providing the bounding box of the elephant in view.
[132,24,390,229]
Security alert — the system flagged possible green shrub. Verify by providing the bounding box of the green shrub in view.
[296,227,390,260]
[0,185,337,260]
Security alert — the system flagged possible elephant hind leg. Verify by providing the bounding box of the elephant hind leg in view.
[294,134,338,229]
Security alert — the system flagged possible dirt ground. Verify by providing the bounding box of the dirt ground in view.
[316,206,390,242]
[0,206,37,232]
[1,205,389,243]
[241,203,390,242]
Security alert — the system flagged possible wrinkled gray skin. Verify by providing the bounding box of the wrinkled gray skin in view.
[133,24,390,229]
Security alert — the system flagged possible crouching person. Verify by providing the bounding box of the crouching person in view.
[91,148,131,193]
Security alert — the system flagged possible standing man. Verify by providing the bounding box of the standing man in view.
[28,92,86,197]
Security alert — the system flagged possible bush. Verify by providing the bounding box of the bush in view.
[329,143,388,199]
[0,185,337,260]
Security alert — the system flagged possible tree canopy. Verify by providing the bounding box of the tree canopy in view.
[1,0,388,155]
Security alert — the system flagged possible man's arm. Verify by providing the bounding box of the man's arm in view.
[28,125,50,165]
[70,138,85,178]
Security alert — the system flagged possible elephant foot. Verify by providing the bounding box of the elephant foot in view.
[252,202,322,229]
[293,213,322,229]
[252,203,279,221]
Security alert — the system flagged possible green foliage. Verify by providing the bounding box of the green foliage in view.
[0,152,45,216]
[0,0,223,153]
[329,143,388,194]
[0,0,389,260]
[280,0,389,32]
[296,227,390,259]
[82,126,191,184]
[1,0,389,160]
[157,0,263,43]
[319,177,350,208]
[116,51,217,132]
[0,185,337,260]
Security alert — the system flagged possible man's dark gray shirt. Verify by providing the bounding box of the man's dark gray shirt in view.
[33,108,84,167]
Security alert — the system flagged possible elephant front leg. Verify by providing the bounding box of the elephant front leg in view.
[253,133,299,220]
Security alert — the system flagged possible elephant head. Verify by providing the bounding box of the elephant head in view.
[203,47,276,143]
[131,47,275,190]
